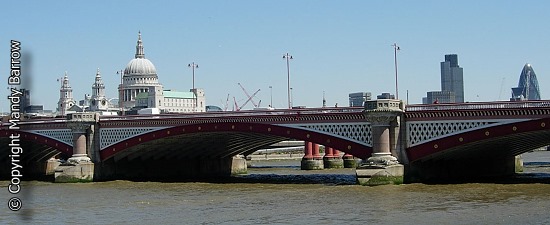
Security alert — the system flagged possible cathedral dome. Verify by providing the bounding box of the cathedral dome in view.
[124,32,157,76]
[124,58,157,75]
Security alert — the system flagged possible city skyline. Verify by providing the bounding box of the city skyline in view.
[1,1,549,112]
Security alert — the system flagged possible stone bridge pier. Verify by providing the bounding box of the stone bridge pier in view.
[301,141,324,170]
[356,99,405,185]
[55,112,98,182]
[323,147,344,169]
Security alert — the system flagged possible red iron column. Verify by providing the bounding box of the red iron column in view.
[301,141,323,170]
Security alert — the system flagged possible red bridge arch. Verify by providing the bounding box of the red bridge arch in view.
[407,117,550,162]
[100,122,372,161]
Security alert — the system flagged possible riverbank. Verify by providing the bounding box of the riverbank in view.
[246,153,305,161]
[522,150,550,175]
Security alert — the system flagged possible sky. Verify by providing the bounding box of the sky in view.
[1,0,549,112]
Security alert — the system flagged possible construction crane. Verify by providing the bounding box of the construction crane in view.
[223,94,230,111]
[233,88,261,111]
[233,96,239,111]
[238,83,261,108]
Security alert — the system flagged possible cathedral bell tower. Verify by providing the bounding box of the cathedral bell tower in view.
[90,68,109,111]
[57,72,76,116]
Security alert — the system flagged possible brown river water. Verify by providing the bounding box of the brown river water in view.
[2,151,550,224]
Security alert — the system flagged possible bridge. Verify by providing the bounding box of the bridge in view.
[2,99,550,183]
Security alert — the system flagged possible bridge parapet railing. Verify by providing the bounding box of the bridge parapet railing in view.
[405,100,550,112]
[98,107,365,121]
[2,107,366,128]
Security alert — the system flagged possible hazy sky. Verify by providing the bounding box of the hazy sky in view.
[1,0,549,111]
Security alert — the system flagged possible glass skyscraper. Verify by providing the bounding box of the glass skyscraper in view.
[511,63,541,100]
[348,92,371,107]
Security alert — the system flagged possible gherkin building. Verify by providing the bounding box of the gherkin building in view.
[511,63,541,100]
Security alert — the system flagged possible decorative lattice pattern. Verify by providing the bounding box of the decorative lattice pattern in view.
[32,129,73,146]
[284,123,372,146]
[100,127,164,149]
[407,121,493,146]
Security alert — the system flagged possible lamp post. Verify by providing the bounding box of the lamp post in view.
[290,87,293,108]
[269,86,273,108]
[283,53,293,109]
[116,70,124,115]
[392,43,400,99]
[188,62,199,111]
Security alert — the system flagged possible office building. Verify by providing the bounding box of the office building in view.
[348,92,372,107]
[425,91,455,104]
[440,54,464,103]
[377,92,395,100]
[511,63,541,101]
[423,54,464,104]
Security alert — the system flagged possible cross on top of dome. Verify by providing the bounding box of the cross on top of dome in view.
[135,31,144,59]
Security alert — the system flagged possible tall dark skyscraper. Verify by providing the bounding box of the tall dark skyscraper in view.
[423,54,464,104]
[440,54,464,103]
[511,63,541,101]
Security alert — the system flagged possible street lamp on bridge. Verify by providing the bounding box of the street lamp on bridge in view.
[116,70,124,115]
[269,86,273,108]
[392,43,400,100]
[188,62,199,111]
[283,53,293,109]
[290,87,293,108]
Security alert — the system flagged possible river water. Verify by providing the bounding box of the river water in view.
[2,151,550,224]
